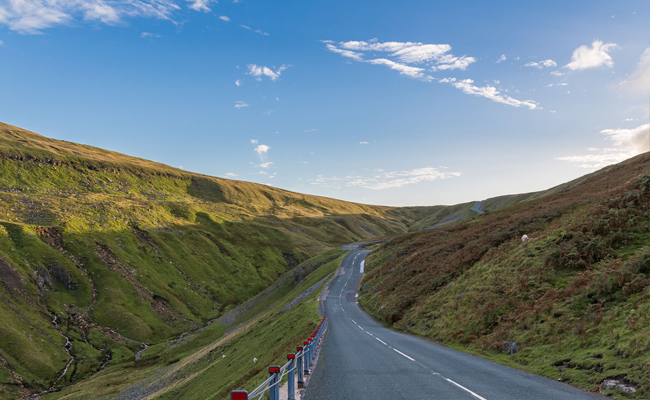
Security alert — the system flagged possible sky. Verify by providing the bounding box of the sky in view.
[0,0,648,206]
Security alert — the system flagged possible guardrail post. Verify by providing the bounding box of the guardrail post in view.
[308,338,313,364]
[303,341,310,375]
[269,366,280,400]
[287,354,295,400]
[231,390,248,400]
[297,346,304,388]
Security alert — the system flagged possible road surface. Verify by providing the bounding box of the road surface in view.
[304,250,603,400]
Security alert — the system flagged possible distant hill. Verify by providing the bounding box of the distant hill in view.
[360,152,650,399]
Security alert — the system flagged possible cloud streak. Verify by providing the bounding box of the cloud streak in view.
[312,167,461,190]
[439,78,538,110]
[324,38,537,109]
[525,59,557,69]
[0,0,185,33]
[556,123,649,168]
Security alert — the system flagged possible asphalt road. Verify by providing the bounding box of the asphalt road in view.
[304,250,604,400]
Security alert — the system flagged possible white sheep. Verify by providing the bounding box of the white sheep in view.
[253,358,257,364]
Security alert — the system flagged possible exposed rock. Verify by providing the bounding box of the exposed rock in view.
[503,341,519,354]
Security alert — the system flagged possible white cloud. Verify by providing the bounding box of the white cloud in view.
[312,167,461,190]
[557,123,649,168]
[325,39,537,109]
[250,139,258,144]
[619,48,650,97]
[219,15,230,21]
[497,54,506,63]
[247,64,288,81]
[360,141,369,144]
[188,0,213,12]
[324,39,475,79]
[258,162,273,168]
[368,58,431,80]
[550,70,565,76]
[140,32,160,38]
[432,54,476,71]
[240,24,251,30]
[225,172,238,177]
[439,78,538,110]
[325,43,364,61]
[0,0,183,34]
[254,144,270,155]
[254,28,268,36]
[525,59,557,69]
[235,101,249,108]
[178,165,183,169]
[601,124,650,154]
[304,129,317,133]
[565,40,617,70]
[235,79,241,86]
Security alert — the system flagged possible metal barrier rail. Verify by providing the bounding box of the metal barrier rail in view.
[231,315,327,400]
[231,253,346,400]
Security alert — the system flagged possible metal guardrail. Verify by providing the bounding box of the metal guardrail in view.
[231,315,327,400]
[231,253,347,400]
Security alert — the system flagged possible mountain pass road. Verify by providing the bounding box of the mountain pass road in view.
[304,250,604,400]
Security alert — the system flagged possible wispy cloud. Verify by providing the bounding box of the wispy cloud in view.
[226,172,237,177]
[550,70,565,76]
[496,54,506,63]
[619,48,650,97]
[235,79,241,86]
[556,123,649,168]
[247,64,288,81]
[0,0,199,33]
[311,167,461,190]
[439,78,538,110]
[304,129,317,133]
[565,40,617,70]
[324,39,537,109]
[360,141,369,144]
[239,24,268,35]
[219,15,230,21]
[188,0,213,12]
[250,139,258,144]
[235,101,249,108]
[525,59,557,69]
[258,162,273,168]
[141,32,161,38]
[324,39,475,80]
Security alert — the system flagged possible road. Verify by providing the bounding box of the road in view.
[304,250,603,400]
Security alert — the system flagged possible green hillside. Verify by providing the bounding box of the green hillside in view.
[0,122,422,398]
[359,152,650,398]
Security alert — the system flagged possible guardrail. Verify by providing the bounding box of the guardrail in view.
[230,314,327,400]
[231,252,349,400]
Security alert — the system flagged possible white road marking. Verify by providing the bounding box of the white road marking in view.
[393,349,415,361]
[445,378,488,400]
[375,338,387,345]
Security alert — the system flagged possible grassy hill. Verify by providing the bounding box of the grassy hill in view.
[0,121,426,398]
[359,152,650,398]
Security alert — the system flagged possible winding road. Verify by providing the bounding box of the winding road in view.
[304,250,603,400]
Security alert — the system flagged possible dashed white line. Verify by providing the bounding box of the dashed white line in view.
[375,338,387,345]
[393,349,415,361]
[445,378,488,400]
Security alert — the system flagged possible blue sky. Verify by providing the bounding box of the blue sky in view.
[0,0,648,206]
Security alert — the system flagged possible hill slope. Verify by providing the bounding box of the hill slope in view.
[0,121,422,398]
[360,152,650,398]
